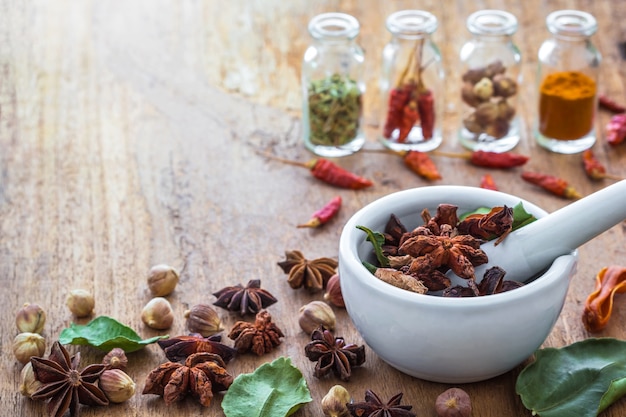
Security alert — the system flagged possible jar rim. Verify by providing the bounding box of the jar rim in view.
[546,9,597,37]
[386,10,438,38]
[466,9,518,36]
[308,12,360,40]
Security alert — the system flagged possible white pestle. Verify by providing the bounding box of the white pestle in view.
[459,179,626,284]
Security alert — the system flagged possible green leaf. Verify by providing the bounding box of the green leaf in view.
[511,201,537,230]
[222,356,312,417]
[362,261,378,275]
[356,225,390,267]
[516,338,626,417]
[59,316,167,353]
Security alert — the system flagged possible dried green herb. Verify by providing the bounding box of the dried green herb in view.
[307,73,362,147]
[516,338,626,417]
[221,356,312,417]
[59,316,167,353]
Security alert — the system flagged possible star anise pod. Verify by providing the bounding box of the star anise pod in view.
[30,341,109,417]
[142,352,233,407]
[444,266,524,297]
[347,390,415,417]
[228,310,284,355]
[213,279,278,316]
[457,205,514,245]
[158,334,237,362]
[304,326,365,381]
[401,231,488,281]
[277,250,338,293]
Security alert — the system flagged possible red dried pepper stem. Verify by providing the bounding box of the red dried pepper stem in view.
[606,114,626,146]
[582,265,626,332]
[479,173,498,190]
[402,150,441,180]
[258,151,373,189]
[582,149,623,181]
[521,171,582,199]
[297,196,342,228]
[432,150,529,169]
[598,94,626,113]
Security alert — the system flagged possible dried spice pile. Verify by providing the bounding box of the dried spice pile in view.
[359,203,536,296]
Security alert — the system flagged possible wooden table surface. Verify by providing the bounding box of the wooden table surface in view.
[2,0,626,416]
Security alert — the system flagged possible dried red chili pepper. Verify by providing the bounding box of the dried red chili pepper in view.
[258,151,373,189]
[402,150,441,180]
[598,94,626,113]
[582,265,626,332]
[582,149,622,181]
[298,196,342,228]
[521,171,582,199]
[479,173,498,190]
[417,89,435,140]
[397,98,420,143]
[383,85,412,138]
[433,150,528,169]
[606,114,626,146]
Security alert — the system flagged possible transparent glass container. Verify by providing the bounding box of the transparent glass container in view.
[301,13,365,157]
[458,10,522,152]
[379,10,444,152]
[536,10,601,154]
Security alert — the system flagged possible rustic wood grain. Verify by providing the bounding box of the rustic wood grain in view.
[1,0,625,416]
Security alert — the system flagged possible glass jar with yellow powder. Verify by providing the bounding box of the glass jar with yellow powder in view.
[536,10,601,154]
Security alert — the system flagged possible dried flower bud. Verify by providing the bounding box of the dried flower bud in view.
[484,118,510,139]
[100,368,136,403]
[66,289,95,317]
[16,303,46,334]
[184,304,223,337]
[473,77,494,101]
[13,332,46,364]
[298,301,336,334]
[147,264,180,296]
[462,114,483,134]
[485,60,506,78]
[19,362,42,398]
[324,274,345,308]
[141,297,174,330]
[495,98,516,121]
[435,388,472,417]
[321,385,351,417]
[473,101,499,126]
[102,348,128,370]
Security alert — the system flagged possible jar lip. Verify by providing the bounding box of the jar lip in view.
[308,12,360,40]
[546,9,597,37]
[386,10,438,38]
[466,9,518,36]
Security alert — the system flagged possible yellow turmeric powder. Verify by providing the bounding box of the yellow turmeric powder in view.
[538,70,596,140]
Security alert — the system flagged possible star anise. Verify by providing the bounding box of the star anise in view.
[228,310,284,355]
[347,390,415,417]
[400,229,488,281]
[443,266,524,297]
[213,279,278,316]
[142,352,233,407]
[457,205,513,245]
[304,326,365,381]
[158,334,237,362]
[277,250,338,293]
[30,341,109,417]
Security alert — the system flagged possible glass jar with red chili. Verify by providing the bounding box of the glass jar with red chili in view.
[458,9,522,152]
[379,10,444,152]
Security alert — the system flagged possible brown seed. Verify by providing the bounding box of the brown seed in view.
[16,303,46,334]
[102,348,129,370]
[324,274,345,308]
[66,289,95,317]
[141,297,174,330]
[99,369,136,403]
[435,388,472,417]
[184,304,223,336]
[147,264,179,296]
[298,301,336,334]
[12,332,46,364]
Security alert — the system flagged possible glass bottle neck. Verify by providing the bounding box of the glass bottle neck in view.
[386,10,437,40]
[308,12,359,43]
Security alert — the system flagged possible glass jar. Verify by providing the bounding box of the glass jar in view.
[458,10,522,152]
[379,10,444,152]
[301,13,365,157]
[536,10,601,154]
